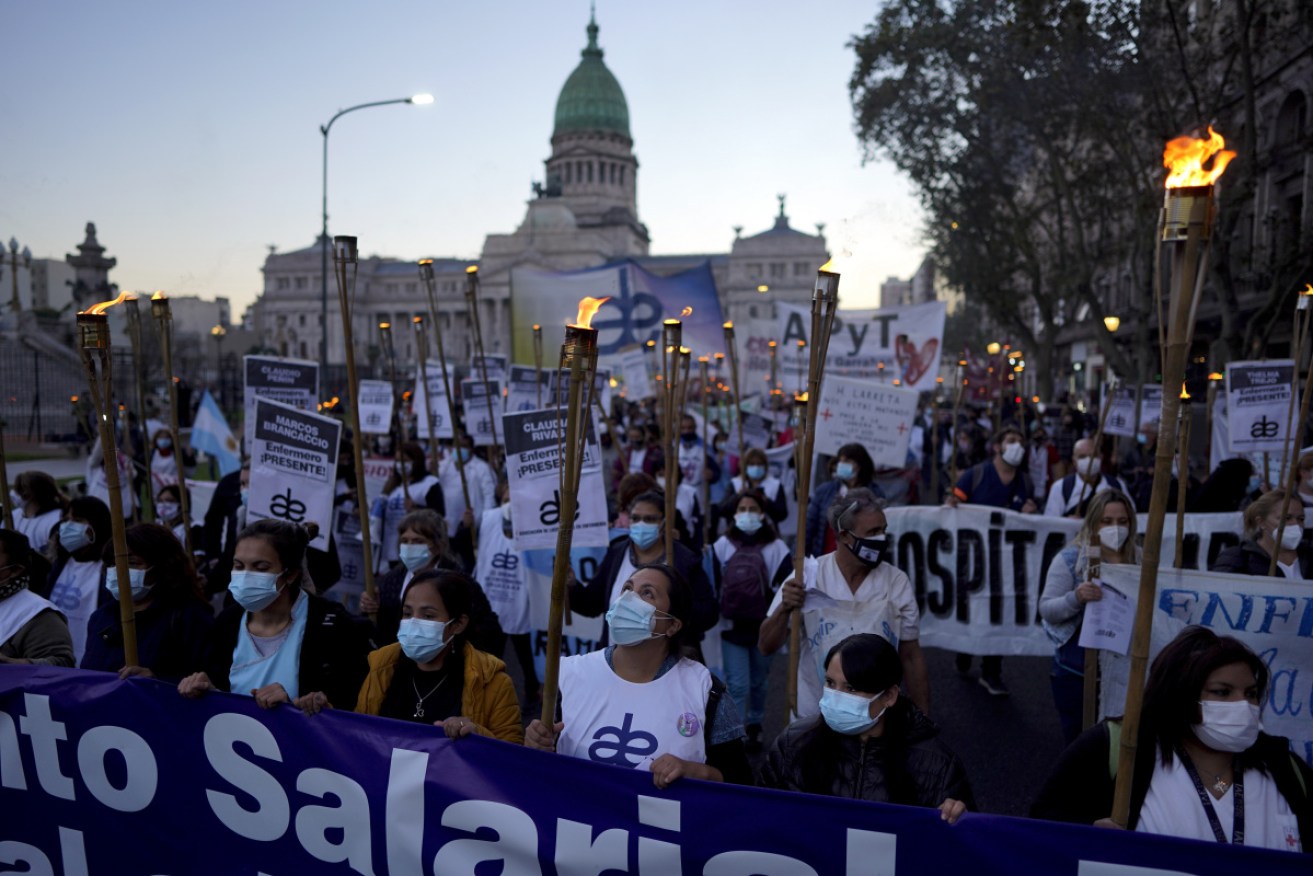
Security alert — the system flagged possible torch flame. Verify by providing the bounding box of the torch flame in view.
[1163,127,1236,189]
[83,291,133,315]
[574,296,609,329]
[796,392,809,403]
[723,321,733,330]
[681,306,693,317]
[1180,382,1191,401]
[150,291,166,301]
[819,259,835,273]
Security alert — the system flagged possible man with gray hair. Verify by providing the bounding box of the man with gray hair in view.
[759,488,928,720]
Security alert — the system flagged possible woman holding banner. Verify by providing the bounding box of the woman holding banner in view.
[527,563,751,786]
[1210,490,1313,578]
[1031,626,1312,850]
[178,520,369,713]
[1039,490,1139,744]
[761,633,971,823]
[355,569,523,743]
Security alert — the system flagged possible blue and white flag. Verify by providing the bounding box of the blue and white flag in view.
[189,390,240,476]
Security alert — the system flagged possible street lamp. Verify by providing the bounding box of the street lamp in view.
[986,341,1001,355]
[1104,315,1121,333]
[210,324,227,410]
[3,237,32,313]
[319,93,433,388]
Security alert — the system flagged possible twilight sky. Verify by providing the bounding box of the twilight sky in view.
[2,1,924,318]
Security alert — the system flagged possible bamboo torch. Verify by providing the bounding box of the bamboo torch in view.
[533,324,544,408]
[661,319,682,563]
[541,296,608,726]
[1112,128,1235,827]
[412,316,440,477]
[334,236,377,605]
[699,355,712,544]
[464,265,502,467]
[417,260,471,510]
[122,295,154,521]
[1174,384,1191,568]
[724,321,746,462]
[949,357,968,488]
[1074,377,1118,515]
[1267,284,1313,577]
[150,293,194,559]
[76,293,138,666]
[378,322,412,506]
[1082,532,1104,731]
[768,340,779,397]
[788,259,841,716]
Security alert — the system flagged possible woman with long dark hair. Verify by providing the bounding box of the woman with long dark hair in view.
[10,471,67,554]
[761,633,971,822]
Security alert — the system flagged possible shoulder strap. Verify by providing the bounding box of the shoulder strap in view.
[1292,752,1309,798]
[704,674,725,747]
[1108,719,1121,780]
[1062,474,1075,503]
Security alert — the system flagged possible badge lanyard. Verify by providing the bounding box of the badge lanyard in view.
[1177,748,1245,845]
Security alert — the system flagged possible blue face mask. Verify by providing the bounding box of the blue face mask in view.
[157,438,172,450]
[1247,474,1262,494]
[735,512,763,534]
[398,544,432,572]
[59,521,92,553]
[397,617,449,664]
[228,570,284,612]
[835,461,856,481]
[629,522,660,550]
[606,589,670,646]
[819,687,887,735]
[239,488,249,507]
[106,567,151,601]
[746,465,766,481]
[458,447,472,462]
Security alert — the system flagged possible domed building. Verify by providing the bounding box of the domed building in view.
[250,12,827,392]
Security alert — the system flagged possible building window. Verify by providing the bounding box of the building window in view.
[575,161,583,182]
[749,305,759,319]
[609,163,617,184]
[746,262,762,278]
[794,262,810,276]
[406,282,417,294]
[564,163,572,184]
[619,166,626,186]
[298,314,306,327]
[276,277,290,291]
[294,276,307,290]
[769,262,785,278]
[587,162,594,183]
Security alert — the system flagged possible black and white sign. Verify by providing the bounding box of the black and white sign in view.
[413,360,454,440]
[1227,359,1296,454]
[1139,384,1163,428]
[243,355,319,451]
[506,365,552,414]
[618,345,653,399]
[356,380,394,435]
[471,354,508,387]
[248,398,341,551]
[461,378,503,447]
[1102,385,1138,438]
[503,407,608,550]
[814,375,919,466]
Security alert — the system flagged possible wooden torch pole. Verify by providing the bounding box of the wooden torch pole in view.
[150,294,194,559]
[418,260,471,510]
[1267,286,1313,577]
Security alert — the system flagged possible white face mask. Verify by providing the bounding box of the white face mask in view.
[1274,523,1303,551]
[1097,525,1129,551]
[1075,457,1101,478]
[1001,443,1026,467]
[1192,700,1262,752]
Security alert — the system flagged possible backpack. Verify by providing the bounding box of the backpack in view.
[720,542,771,622]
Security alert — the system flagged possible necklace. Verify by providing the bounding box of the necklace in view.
[1210,773,1231,795]
[410,672,447,719]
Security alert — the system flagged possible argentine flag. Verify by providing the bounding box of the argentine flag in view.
[190,390,241,476]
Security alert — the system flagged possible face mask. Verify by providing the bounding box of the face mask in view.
[228,570,284,612]
[59,521,92,553]
[1075,457,1101,478]
[240,488,249,507]
[1136,433,1147,445]
[399,544,432,572]
[1001,443,1026,467]
[844,532,889,569]
[396,461,413,477]
[157,438,172,450]
[397,617,449,664]
[1247,475,1262,494]
[1097,525,1129,551]
[156,501,180,520]
[1192,700,1262,752]
[107,567,151,601]
[746,465,766,481]
[606,589,669,647]
[735,512,763,534]
[835,461,856,481]
[819,687,887,735]
[655,475,666,489]
[629,522,660,550]
[1275,523,1303,551]
[458,448,472,462]
[680,433,697,445]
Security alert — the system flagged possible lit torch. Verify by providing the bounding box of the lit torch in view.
[464,265,502,465]
[149,292,194,559]
[532,324,544,408]
[660,318,682,562]
[411,316,441,476]
[417,259,471,510]
[1113,127,1234,827]
[723,320,745,462]
[541,295,609,727]
[122,294,154,520]
[76,291,139,666]
[377,322,411,506]
[1269,282,1313,577]
[1175,382,1192,570]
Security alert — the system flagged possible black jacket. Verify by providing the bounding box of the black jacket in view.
[1210,538,1313,579]
[82,598,214,683]
[760,701,974,809]
[569,536,718,646]
[202,591,371,710]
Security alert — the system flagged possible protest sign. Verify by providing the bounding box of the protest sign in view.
[461,378,503,447]
[1227,359,1296,454]
[355,379,394,435]
[1076,578,1133,655]
[503,407,609,550]
[814,375,919,466]
[412,360,454,440]
[617,344,653,399]
[242,355,318,451]
[778,300,946,390]
[1102,385,1139,438]
[247,398,341,551]
[505,365,550,414]
[1139,383,1163,428]
[472,353,507,387]
[1,666,1301,875]
[1100,563,1313,766]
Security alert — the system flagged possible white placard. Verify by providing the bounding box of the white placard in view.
[461,378,503,447]
[1076,578,1133,655]
[503,407,609,550]
[813,375,919,467]
[413,360,454,440]
[1226,359,1295,454]
[1139,384,1163,428]
[247,398,341,552]
[506,365,551,414]
[356,380,394,435]
[471,354,507,388]
[618,346,653,399]
[242,355,319,452]
[1102,386,1138,438]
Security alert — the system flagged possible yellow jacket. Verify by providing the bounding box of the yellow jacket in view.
[354,641,524,744]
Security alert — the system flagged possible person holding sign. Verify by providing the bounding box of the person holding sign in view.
[379,442,445,572]
[526,563,751,787]
[1210,490,1313,578]
[1039,491,1139,743]
[355,569,523,743]
[760,489,928,719]
[178,520,369,714]
[1031,627,1312,850]
[761,634,972,823]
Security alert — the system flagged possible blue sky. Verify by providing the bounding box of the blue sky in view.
[2,1,923,317]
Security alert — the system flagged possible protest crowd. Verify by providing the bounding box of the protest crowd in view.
[3,346,1312,863]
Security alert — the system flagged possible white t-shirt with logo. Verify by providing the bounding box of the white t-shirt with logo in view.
[48,559,104,663]
[474,507,531,634]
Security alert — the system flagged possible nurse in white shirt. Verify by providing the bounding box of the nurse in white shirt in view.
[10,470,66,552]
[759,487,929,719]
[46,496,112,663]
[438,435,497,538]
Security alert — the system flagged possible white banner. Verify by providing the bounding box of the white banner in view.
[413,361,454,440]
[503,407,609,550]
[247,398,341,552]
[242,355,319,452]
[1099,564,1313,764]
[814,375,919,467]
[355,380,394,435]
[777,300,946,390]
[461,378,503,447]
[1227,359,1296,454]
[617,346,654,400]
[1103,386,1139,438]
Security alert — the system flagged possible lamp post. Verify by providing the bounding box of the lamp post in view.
[319,94,433,382]
[210,325,227,411]
[3,237,32,313]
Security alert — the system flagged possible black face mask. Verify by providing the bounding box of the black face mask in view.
[844,533,889,569]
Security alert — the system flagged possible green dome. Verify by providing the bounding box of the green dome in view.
[553,16,630,138]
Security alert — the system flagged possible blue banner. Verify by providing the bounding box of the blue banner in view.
[0,666,1303,874]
